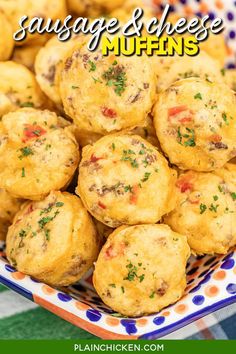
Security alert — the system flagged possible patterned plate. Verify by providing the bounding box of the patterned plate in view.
[0,248,236,339]
[0,0,236,340]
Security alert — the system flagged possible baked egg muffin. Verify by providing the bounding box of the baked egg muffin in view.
[153,78,236,171]
[0,61,48,118]
[0,108,80,200]
[35,36,82,109]
[164,164,236,255]
[154,51,223,92]
[93,224,190,317]
[77,134,177,227]
[6,191,100,286]
[59,40,157,135]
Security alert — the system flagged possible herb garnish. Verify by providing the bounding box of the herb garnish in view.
[121,150,139,168]
[194,92,202,100]
[20,102,34,108]
[200,203,207,214]
[123,261,145,283]
[88,60,96,72]
[177,127,196,147]
[149,291,155,299]
[209,203,219,213]
[221,68,225,76]
[18,146,33,159]
[222,113,229,125]
[141,172,151,182]
[231,192,236,201]
[102,61,127,96]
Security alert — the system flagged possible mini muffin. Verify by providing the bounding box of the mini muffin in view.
[12,44,42,72]
[6,191,100,286]
[77,134,177,227]
[0,189,22,241]
[224,69,236,92]
[0,11,14,61]
[154,51,223,92]
[0,0,67,46]
[67,0,125,17]
[164,164,236,255]
[0,61,49,117]
[0,108,80,200]
[153,78,236,171]
[35,36,82,108]
[59,40,157,135]
[93,224,190,317]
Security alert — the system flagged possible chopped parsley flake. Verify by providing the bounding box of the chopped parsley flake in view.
[92,77,102,84]
[88,60,96,72]
[45,229,50,241]
[221,68,225,76]
[231,192,236,201]
[45,144,51,151]
[177,127,196,147]
[38,216,54,229]
[213,195,219,201]
[222,113,229,125]
[102,62,127,96]
[111,143,115,151]
[123,261,145,283]
[121,150,139,168]
[121,286,125,293]
[109,283,116,288]
[55,202,64,207]
[19,229,27,238]
[21,167,25,177]
[139,149,145,155]
[141,172,151,182]
[20,102,34,108]
[149,291,155,299]
[124,185,132,193]
[218,185,225,194]
[194,92,202,100]
[200,203,207,214]
[209,203,219,213]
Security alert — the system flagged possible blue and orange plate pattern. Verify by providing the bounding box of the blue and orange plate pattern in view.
[0,248,236,339]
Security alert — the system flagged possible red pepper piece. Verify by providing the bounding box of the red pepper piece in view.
[176,175,194,193]
[23,124,46,142]
[98,201,106,209]
[101,107,117,118]
[168,105,193,123]
[90,154,103,163]
[130,185,139,204]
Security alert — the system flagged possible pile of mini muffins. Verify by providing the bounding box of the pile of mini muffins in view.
[0,0,236,317]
